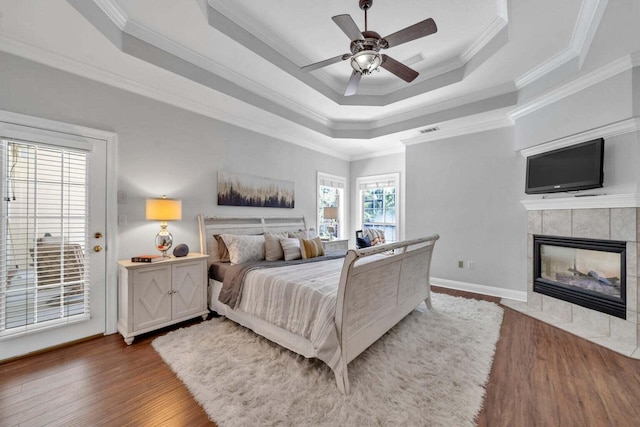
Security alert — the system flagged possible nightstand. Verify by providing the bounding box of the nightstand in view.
[322,239,349,252]
[117,253,209,345]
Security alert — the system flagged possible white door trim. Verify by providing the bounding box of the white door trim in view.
[0,109,119,334]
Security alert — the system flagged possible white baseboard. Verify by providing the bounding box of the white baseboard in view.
[432,277,527,302]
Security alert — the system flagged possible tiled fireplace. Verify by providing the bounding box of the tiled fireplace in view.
[503,199,640,359]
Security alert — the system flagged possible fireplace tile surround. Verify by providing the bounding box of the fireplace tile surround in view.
[502,201,640,359]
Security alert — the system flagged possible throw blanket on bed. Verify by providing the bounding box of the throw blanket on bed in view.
[219,253,346,309]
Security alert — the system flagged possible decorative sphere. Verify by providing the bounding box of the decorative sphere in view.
[173,243,189,257]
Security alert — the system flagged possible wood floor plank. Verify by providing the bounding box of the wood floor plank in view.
[2,288,640,426]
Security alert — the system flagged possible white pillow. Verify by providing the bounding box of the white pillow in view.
[280,238,302,261]
[220,234,265,264]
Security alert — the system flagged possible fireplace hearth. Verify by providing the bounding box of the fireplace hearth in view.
[533,235,626,319]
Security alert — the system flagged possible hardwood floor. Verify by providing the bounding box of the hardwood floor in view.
[2,288,640,426]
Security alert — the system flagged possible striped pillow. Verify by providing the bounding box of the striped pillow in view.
[300,237,325,259]
[280,238,302,261]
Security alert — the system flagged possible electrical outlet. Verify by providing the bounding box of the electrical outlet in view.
[458,260,464,268]
[467,261,475,270]
[118,215,128,225]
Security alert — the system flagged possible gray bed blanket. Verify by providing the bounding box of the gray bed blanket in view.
[219,253,346,309]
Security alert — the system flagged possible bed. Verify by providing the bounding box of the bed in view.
[198,215,439,394]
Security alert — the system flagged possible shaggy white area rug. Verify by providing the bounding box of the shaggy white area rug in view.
[152,293,503,427]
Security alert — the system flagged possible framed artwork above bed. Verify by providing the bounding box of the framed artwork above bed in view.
[217,170,295,209]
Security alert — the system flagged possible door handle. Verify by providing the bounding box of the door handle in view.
[93,245,103,252]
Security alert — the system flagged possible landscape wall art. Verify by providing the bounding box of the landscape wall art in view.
[217,170,295,208]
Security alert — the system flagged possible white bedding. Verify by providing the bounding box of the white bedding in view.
[211,258,345,372]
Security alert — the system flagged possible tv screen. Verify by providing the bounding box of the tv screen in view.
[525,138,604,194]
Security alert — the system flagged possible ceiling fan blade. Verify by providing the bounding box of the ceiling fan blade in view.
[301,53,351,72]
[383,18,437,48]
[332,14,364,41]
[344,70,362,96]
[380,54,419,82]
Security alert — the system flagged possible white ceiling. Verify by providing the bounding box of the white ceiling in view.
[0,0,608,159]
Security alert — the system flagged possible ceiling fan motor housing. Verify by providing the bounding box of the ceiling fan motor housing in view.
[359,0,373,10]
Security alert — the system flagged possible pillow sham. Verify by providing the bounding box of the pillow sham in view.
[288,229,317,240]
[365,228,386,246]
[264,232,288,261]
[300,236,325,259]
[214,234,231,262]
[220,234,265,264]
[280,238,302,261]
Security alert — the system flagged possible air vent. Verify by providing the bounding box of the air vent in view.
[419,126,440,134]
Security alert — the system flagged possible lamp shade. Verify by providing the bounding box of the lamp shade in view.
[323,207,339,221]
[146,196,182,221]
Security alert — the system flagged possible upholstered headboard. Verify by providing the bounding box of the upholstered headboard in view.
[197,215,308,265]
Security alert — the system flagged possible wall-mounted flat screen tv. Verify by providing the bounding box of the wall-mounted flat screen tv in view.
[525,138,604,194]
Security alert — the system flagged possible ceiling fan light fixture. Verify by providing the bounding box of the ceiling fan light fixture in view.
[350,50,382,74]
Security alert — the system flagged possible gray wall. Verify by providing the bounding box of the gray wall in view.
[349,153,405,246]
[0,52,349,260]
[406,127,527,291]
[514,70,634,151]
[405,65,640,294]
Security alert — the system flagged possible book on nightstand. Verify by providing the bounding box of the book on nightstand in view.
[131,255,163,263]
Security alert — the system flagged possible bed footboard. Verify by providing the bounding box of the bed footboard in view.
[333,235,439,394]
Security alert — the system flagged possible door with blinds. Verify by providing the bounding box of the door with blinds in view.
[0,126,107,360]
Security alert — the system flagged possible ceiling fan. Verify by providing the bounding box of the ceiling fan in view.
[301,0,437,96]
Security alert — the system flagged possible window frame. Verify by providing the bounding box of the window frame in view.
[316,172,347,240]
[356,172,401,242]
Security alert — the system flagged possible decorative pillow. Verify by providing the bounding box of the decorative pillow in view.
[280,238,302,261]
[264,232,288,261]
[300,237,325,259]
[220,234,265,264]
[288,229,317,240]
[365,229,386,246]
[356,235,372,249]
[214,234,231,262]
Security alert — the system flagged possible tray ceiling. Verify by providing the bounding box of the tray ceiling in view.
[0,0,609,159]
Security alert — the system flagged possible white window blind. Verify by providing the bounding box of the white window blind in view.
[1,138,90,338]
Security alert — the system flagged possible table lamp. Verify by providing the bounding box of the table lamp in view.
[146,195,182,257]
[323,206,339,240]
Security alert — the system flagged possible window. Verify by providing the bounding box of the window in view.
[1,138,90,338]
[356,173,400,242]
[317,172,346,239]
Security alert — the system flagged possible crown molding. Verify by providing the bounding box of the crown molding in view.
[93,0,127,30]
[495,0,509,20]
[571,0,608,68]
[514,0,606,90]
[0,35,349,161]
[460,15,508,63]
[350,146,406,162]
[402,116,513,146]
[122,20,333,129]
[510,54,635,120]
[514,48,577,90]
[520,193,640,211]
[376,82,515,129]
[519,117,640,158]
